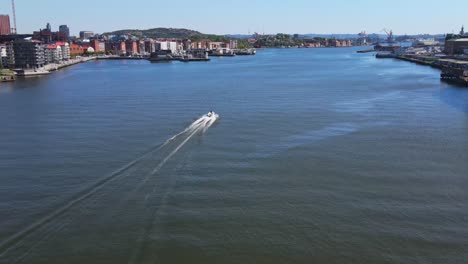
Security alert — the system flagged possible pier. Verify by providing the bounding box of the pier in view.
[357,49,376,53]
[394,55,468,86]
[233,49,256,55]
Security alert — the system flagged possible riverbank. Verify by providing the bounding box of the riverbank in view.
[14,57,97,76]
[0,69,16,82]
[44,57,97,72]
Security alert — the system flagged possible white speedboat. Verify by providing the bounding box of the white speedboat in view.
[206,111,218,119]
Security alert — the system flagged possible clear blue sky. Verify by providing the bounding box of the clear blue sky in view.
[4,0,467,36]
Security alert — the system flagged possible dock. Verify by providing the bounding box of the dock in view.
[233,49,256,55]
[394,55,468,86]
[376,51,396,58]
[179,57,210,62]
[149,56,210,63]
[210,53,235,57]
[357,49,376,53]
[97,56,147,60]
[148,49,210,63]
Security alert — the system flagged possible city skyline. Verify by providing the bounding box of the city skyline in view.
[3,0,468,36]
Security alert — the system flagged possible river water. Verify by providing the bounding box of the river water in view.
[1,48,467,264]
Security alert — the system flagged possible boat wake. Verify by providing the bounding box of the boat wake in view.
[0,112,219,262]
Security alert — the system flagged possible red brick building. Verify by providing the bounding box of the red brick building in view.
[90,39,105,53]
[69,43,83,56]
[105,41,126,55]
[33,30,67,43]
[54,31,68,42]
[125,40,138,55]
[0,15,11,35]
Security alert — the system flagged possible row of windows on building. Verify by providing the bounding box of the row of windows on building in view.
[0,41,71,69]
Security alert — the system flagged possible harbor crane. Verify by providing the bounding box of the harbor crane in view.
[381,28,394,43]
[11,0,17,34]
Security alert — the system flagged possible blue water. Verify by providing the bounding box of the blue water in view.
[1,48,468,263]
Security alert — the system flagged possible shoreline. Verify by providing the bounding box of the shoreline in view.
[393,55,468,86]
[14,57,97,77]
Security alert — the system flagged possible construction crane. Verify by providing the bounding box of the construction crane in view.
[381,28,393,43]
[11,0,17,34]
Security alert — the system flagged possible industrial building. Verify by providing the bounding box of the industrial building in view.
[445,37,468,55]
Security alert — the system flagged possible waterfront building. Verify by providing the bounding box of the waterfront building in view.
[13,40,46,69]
[202,40,211,49]
[229,40,238,49]
[99,41,106,53]
[44,44,63,64]
[79,31,94,40]
[119,41,126,55]
[152,39,184,53]
[191,41,201,49]
[191,40,210,50]
[445,38,468,55]
[125,40,138,55]
[90,39,106,53]
[137,40,146,55]
[0,44,7,64]
[330,39,352,47]
[105,41,126,56]
[331,39,341,47]
[168,41,178,53]
[156,41,168,51]
[56,42,70,60]
[69,43,82,57]
[182,39,192,51]
[209,42,224,50]
[0,44,7,67]
[304,42,321,48]
[0,15,11,35]
[59,25,70,40]
[0,42,14,68]
[144,40,156,53]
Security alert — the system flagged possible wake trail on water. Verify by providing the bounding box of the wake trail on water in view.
[0,113,219,258]
[128,113,219,264]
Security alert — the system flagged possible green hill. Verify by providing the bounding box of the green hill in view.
[103,28,228,42]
